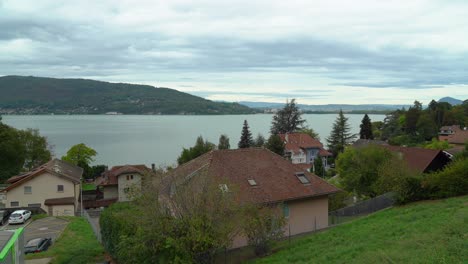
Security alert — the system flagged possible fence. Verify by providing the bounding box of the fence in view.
[329,192,396,225]
[83,209,102,243]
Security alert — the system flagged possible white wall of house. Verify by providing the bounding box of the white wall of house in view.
[1,172,78,213]
[289,150,307,164]
[117,173,142,202]
[49,204,75,216]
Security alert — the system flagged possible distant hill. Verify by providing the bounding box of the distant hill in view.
[0,76,255,115]
[238,101,409,112]
[438,97,463,105]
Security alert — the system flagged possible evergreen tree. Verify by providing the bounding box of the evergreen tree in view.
[177,136,215,165]
[326,110,356,157]
[359,114,374,139]
[270,99,306,134]
[265,134,285,156]
[238,120,254,148]
[218,134,230,150]
[253,133,266,147]
[313,155,325,178]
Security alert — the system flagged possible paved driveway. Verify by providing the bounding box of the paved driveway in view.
[24,217,69,242]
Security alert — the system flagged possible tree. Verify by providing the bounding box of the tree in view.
[62,143,97,167]
[404,100,422,135]
[253,133,266,147]
[313,155,325,178]
[238,120,254,148]
[218,134,230,150]
[265,134,285,156]
[0,123,25,182]
[298,127,320,140]
[19,128,52,170]
[270,99,306,134]
[177,136,215,165]
[326,110,356,157]
[359,114,374,139]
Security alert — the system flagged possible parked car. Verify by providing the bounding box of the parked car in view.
[8,210,32,224]
[0,210,11,225]
[24,238,52,254]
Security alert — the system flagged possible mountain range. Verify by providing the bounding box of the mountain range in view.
[0,76,255,115]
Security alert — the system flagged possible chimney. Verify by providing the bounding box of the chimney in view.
[151,163,156,172]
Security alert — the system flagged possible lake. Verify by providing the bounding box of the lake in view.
[2,114,385,167]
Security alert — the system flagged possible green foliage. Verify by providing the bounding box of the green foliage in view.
[424,138,451,150]
[238,120,254,148]
[326,110,356,157]
[242,205,286,256]
[359,114,373,139]
[218,134,231,150]
[336,145,396,197]
[19,128,52,170]
[313,155,325,178]
[0,123,25,182]
[0,76,255,115]
[265,134,285,156]
[253,133,266,147]
[424,157,468,199]
[270,99,305,134]
[255,196,468,264]
[328,191,352,212]
[177,136,215,165]
[62,143,97,166]
[90,164,107,178]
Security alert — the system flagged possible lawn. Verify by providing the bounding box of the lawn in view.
[82,183,96,191]
[255,195,468,264]
[26,217,105,264]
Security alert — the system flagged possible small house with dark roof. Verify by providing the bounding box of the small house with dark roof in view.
[279,133,332,167]
[439,125,468,145]
[0,159,83,216]
[98,164,153,202]
[162,148,339,248]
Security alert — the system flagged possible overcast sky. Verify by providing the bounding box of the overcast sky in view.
[1,0,467,104]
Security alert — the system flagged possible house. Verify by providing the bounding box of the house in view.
[279,133,332,167]
[162,148,340,248]
[438,125,468,145]
[97,164,153,202]
[0,159,82,216]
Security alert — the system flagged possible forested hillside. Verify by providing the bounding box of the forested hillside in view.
[0,76,255,115]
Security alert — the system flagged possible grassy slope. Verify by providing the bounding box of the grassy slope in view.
[255,196,468,264]
[26,217,105,264]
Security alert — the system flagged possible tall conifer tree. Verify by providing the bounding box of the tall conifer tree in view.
[326,110,356,156]
[359,114,374,139]
[238,120,254,148]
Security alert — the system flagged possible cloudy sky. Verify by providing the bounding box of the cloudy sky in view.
[1,0,467,104]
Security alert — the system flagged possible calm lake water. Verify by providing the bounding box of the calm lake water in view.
[2,114,385,167]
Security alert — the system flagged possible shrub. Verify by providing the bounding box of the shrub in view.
[423,157,468,199]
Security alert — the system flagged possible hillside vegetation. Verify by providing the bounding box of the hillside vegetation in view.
[255,195,468,264]
[0,75,255,115]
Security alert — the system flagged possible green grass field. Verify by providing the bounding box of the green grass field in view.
[82,183,96,191]
[26,217,105,264]
[255,196,468,264]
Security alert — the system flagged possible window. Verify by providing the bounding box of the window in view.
[248,179,257,186]
[295,172,310,184]
[24,186,32,194]
[28,203,41,208]
[126,175,134,180]
[57,185,64,192]
[130,175,134,180]
[10,201,19,207]
[283,203,290,218]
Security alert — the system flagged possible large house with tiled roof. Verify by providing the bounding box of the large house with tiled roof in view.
[98,164,153,202]
[439,125,468,145]
[0,159,82,216]
[162,148,340,248]
[279,133,331,167]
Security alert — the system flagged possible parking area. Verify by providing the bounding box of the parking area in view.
[1,217,69,243]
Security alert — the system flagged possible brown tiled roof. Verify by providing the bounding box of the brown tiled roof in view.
[44,197,75,206]
[439,131,468,144]
[279,133,331,156]
[163,148,339,204]
[382,145,449,173]
[4,159,83,192]
[99,165,152,186]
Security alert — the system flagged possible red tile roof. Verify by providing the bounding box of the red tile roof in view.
[99,165,152,186]
[382,145,449,173]
[279,133,331,156]
[164,148,339,204]
[4,159,83,192]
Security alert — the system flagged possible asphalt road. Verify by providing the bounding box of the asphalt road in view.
[1,217,68,243]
